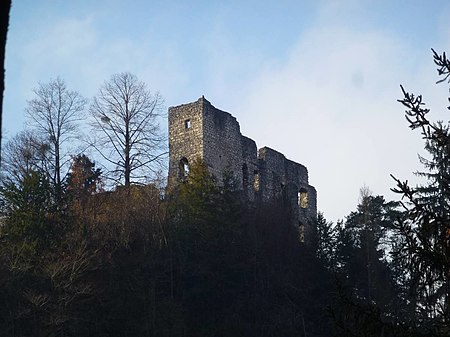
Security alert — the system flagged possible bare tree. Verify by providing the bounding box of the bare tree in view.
[89,72,165,186]
[1,130,48,184]
[26,78,87,195]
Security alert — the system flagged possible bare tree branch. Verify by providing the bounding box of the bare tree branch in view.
[89,72,166,186]
[25,78,87,197]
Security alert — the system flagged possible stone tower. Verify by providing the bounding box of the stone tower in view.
[168,96,243,189]
[168,96,317,241]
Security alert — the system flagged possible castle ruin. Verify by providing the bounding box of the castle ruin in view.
[168,96,317,240]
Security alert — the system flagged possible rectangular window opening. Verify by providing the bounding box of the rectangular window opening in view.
[253,170,260,192]
[184,119,191,129]
[298,191,308,208]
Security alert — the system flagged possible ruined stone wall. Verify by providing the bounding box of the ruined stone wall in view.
[256,147,317,241]
[202,99,244,188]
[168,96,317,240]
[241,136,258,202]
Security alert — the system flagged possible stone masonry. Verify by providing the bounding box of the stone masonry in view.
[168,96,317,241]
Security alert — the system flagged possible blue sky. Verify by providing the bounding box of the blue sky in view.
[4,0,450,221]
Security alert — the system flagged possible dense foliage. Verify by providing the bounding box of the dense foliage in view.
[0,160,333,337]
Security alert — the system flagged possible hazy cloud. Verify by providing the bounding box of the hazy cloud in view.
[236,25,444,221]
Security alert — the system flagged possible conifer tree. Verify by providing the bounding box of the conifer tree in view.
[392,49,450,333]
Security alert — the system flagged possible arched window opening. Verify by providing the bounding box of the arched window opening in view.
[179,157,189,179]
[253,170,260,192]
[298,222,305,243]
[298,189,308,208]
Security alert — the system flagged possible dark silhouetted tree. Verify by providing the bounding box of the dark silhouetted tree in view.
[391,49,450,333]
[67,154,102,195]
[0,169,55,251]
[315,211,336,271]
[344,188,401,307]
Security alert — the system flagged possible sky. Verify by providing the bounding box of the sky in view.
[3,0,450,222]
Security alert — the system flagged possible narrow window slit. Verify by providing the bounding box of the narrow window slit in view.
[184,119,191,129]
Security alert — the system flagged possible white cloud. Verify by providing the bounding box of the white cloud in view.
[237,25,435,222]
